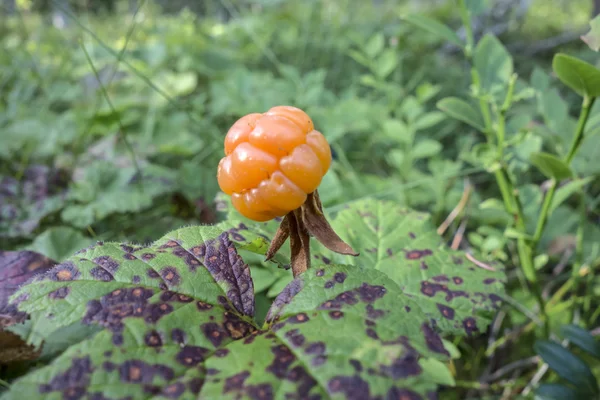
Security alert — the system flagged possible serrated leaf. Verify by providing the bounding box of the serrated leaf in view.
[437,97,486,131]
[401,14,463,47]
[581,15,600,52]
[474,34,513,92]
[534,340,599,395]
[220,198,506,337]
[552,53,600,97]
[310,199,506,337]
[530,152,573,180]
[560,324,600,359]
[3,198,506,399]
[204,265,449,398]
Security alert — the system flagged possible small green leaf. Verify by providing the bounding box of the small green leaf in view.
[534,254,549,270]
[534,340,599,395]
[531,68,551,92]
[414,111,446,131]
[560,324,600,359]
[365,33,385,58]
[383,119,412,144]
[581,15,600,52]
[375,49,398,78]
[437,97,486,131]
[442,339,461,359]
[420,358,455,386]
[412,139,442,159]
[26,227,94,262]
[474,34,513,92]
[530,152,573,180]
[348,49,371,67]
[550,177,593,213]
[401,14,463,47]
[504,228,533,241]
[552,53,600,97]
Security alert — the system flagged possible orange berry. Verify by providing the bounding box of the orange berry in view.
[217,106,332,222]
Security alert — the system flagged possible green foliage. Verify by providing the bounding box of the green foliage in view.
[1,1,600,398]
[552,54,600,98]
[1,199,504,399]
[534,331,600,399]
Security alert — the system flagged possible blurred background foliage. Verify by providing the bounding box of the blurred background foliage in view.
[1,0,600,398]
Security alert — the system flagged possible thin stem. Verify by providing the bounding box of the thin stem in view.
[80,41,142,180]
[458,0,474,57]
[457,0,547,335]
[566,96,595,164]
[532,96,596,248]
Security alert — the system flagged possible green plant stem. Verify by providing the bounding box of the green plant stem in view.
[458,0,474,57]
[531,96,596,249]
[574,189,586,275]
[457,0,548,336]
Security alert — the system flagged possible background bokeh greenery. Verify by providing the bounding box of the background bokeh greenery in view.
[1,0,599,398]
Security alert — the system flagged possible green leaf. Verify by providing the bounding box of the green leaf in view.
[560,324,600,359]
[375,49,398,79]
[61,162,177,228]
[4,196,507,398]
[550,178,593,213]
[414,111,446,131]
[0,166,68,239]
[531,68,551,92]
[419,358,456,387]
[401,14,463,47]
[412,139,442,159]
[534,340,599,395]
[535,383,581,400]
[552,53,600,97]
[474,34,513,92]
[310,199,506,337]
[437,97,486,131]
[5,226,467,399]
[530,152,573,180]
[365,33,385,58]
[26,227,94,262]
[383,119,412,144]
[581,15,600,52]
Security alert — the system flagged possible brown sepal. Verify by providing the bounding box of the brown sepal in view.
[265,190,359,278]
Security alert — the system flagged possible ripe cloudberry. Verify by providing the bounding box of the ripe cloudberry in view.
[217,106,358,277]
[217,106,332,222]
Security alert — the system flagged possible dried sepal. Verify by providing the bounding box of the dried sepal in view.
[266,190,359,277]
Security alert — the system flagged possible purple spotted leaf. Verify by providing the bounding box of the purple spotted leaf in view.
[0,250,57,328]
[0,250,57,364]
[3,220,458,399]
[3,226,257,399]
[201,265,449,399]
[314,199,506,337]
[221,197,506,337]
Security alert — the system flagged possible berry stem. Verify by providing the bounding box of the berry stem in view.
[265,190,360,277]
